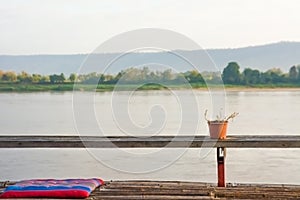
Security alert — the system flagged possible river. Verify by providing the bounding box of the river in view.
[0,90,299,184]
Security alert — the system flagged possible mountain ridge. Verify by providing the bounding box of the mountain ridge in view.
[0,41,299,75]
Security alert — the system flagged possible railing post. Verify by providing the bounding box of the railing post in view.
[217,147,226,187]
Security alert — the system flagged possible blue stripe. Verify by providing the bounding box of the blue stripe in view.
[4,185,91,192]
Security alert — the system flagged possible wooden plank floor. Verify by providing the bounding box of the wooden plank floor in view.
[1,180,300,199]
[89,180,300,200]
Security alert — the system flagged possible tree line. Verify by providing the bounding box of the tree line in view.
[222,62,300,85]
[0,62,300,85]
[0,71,72,84]
[0,68,206,84]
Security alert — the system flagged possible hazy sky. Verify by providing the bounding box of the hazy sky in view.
[0,0,299,54]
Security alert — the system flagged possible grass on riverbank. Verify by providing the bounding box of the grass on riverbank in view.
[0,82,300,92]
[0,83,205,92]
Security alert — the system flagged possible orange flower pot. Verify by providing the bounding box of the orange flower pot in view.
[208,121,228,139]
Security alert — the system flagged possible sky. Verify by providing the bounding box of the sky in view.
[0,0,299,54]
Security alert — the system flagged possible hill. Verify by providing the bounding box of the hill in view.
[0,42,299,75]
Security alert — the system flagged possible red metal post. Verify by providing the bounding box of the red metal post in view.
[217,147,226,187]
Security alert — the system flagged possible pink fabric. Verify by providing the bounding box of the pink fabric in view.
[0,178,104,198]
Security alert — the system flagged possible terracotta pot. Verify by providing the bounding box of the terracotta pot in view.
[208,121,228,139]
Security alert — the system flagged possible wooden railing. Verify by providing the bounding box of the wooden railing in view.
[1,135,300,148]
[1,135,300,187]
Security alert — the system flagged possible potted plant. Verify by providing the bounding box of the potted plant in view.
[204,110,238,139]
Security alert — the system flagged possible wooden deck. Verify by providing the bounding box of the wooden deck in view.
[94,180,218,200]
[90,180,300,199]
[2,180,300,199]
[1,135,300,199]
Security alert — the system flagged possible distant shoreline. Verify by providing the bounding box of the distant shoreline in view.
[217,87,300,92]
[1,83,300,92]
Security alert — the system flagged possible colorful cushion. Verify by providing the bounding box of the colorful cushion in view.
[0,178,104,198]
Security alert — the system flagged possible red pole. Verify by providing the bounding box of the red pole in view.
[217,147,226,187]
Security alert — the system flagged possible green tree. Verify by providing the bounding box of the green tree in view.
[69,73,77,82]
[141,67,150,80]
[99,74,105,83]
[161,69,173,82]
[148,71,158,82]
[289,66,298,82]
[201,71,222,84]
[104,74,114,83]
[82,72,99,84]
[0,70,3,80]
[49,75,57,83]
[222,62,241,84]
[296,65,300,81]
[242,68,261,85]
[39,75,50,83]
[59,73,66,82]
[121,68,142,83]
[17,71,33,83]
[49,73,65,83]
[32,74,42,83]
[260,72,272,84]
[265,68,286,83]
[184,70,204,83]
[2,71,17,82]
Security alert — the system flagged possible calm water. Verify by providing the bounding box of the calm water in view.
[0,90,300,184]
